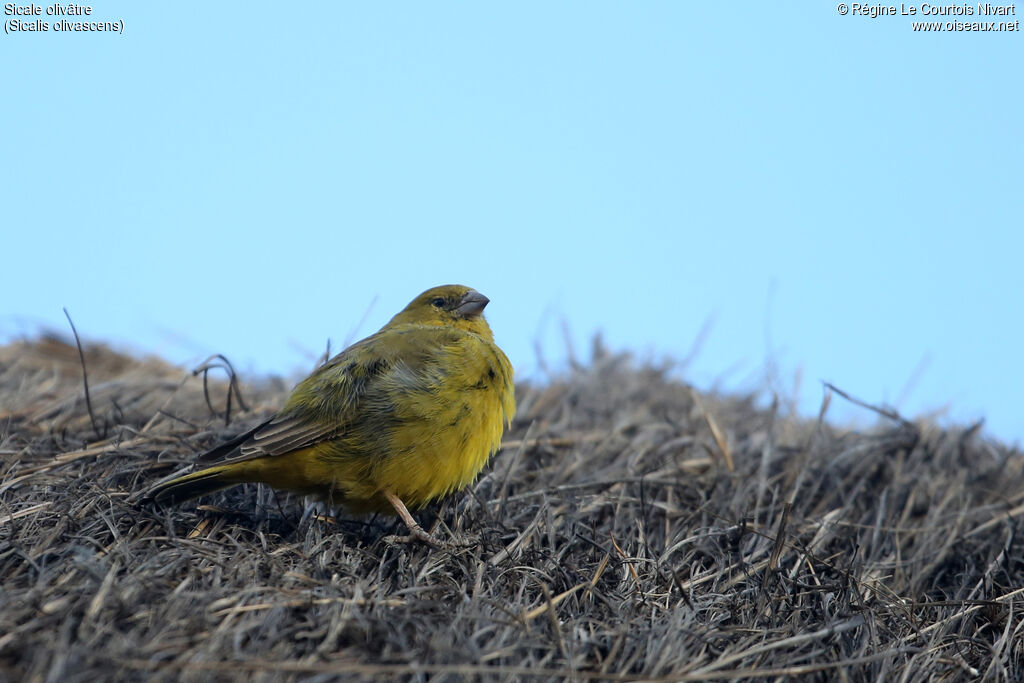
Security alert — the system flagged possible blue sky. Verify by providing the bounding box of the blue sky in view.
[3,3,1021,442]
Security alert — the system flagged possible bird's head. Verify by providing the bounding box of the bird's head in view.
[388,285,495,338]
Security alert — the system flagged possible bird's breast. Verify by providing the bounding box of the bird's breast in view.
[362,340,510,505]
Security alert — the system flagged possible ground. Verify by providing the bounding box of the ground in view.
[1,337,1022,681]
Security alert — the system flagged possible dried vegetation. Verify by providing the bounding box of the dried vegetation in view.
[1,337,1022,681]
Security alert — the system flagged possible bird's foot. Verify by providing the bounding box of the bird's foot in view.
[383,526,480,551]
[379,489,478,550]
[383,524,448,549]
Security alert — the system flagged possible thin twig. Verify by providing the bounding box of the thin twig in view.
[63,308,104,441]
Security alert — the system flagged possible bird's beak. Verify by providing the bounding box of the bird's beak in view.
[455,290,489,317]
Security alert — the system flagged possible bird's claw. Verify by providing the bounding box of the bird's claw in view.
[382,525,482,550]
[383,524,448,549]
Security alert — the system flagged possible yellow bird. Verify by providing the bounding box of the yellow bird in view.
[147,285,515,546]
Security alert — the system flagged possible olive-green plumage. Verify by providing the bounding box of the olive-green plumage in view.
[148,285,515,539]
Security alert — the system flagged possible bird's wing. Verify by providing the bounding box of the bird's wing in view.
[233,327,449,459]
[196,419,272,462]
[238,415,340,458]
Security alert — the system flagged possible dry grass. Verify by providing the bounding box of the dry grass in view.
[1,336,1022,681]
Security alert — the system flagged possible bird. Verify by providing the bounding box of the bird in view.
[146,285,515,546]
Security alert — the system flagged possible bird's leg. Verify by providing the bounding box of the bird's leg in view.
[381,489,444,548]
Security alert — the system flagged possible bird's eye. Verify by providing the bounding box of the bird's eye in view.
[431,297,446,308]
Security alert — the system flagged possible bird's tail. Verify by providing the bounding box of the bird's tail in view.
[146,463,252,506]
